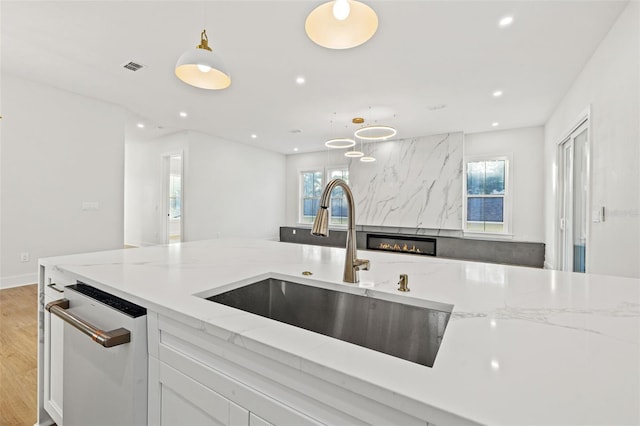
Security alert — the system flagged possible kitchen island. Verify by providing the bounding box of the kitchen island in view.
[36,238,640,425]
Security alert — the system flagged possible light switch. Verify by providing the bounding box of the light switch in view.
[592,206,605,223]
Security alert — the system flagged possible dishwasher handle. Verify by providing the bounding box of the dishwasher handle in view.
[45,299,131,348]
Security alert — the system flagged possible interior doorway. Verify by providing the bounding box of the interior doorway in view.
[557,120,589,273]
[162,153,183,244]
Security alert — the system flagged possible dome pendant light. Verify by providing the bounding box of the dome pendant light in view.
[305,0,378,49]
[175,29,231,90]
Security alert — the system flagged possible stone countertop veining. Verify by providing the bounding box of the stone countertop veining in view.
[39,238,640,425]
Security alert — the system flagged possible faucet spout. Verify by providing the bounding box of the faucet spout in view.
[311,178,369,283]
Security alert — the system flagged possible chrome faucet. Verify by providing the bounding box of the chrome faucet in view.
[311,178,370,283]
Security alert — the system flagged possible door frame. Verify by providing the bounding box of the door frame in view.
[555,107,591,272]
[161,151,184,244]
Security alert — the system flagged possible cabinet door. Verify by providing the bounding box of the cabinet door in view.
[158,360,249,426]
[43,296,64,425]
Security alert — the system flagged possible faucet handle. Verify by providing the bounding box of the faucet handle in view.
[354,258,370,271]
[398,274,410,292]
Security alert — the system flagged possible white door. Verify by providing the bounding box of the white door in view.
[558,122,589,273]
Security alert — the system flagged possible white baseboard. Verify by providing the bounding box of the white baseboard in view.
[125,240,159,248]
[1,273,38,289]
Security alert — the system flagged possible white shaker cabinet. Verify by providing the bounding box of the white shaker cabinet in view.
[155,359,250,426]
[148,313,427,426]
[40,267,72,426]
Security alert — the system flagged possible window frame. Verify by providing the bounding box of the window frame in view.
[297,166,350,228]
[298,169,324,225]
[463,155,512,238]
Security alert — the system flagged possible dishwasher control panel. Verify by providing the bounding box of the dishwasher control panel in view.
[67,282,146,318]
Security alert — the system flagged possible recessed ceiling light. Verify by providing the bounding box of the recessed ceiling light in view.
[493,90,503,97]
[179,111,188,118]
[293,147,299,152]
[492,122,500,127]
[499,16,514,28]
[137,123,145,128]
[251,134,257,139]
[295,76,305,85]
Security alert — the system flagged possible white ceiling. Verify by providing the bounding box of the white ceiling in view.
[1,0,628,154]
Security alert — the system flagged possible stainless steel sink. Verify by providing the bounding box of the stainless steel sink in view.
[205,278,451,367]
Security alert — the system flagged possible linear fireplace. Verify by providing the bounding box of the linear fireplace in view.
[367,234,436,256]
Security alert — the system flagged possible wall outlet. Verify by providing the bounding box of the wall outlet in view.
[20,252,30,262]
[292,229,296,235]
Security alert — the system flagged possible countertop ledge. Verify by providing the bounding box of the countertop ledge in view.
[40,238,640,426]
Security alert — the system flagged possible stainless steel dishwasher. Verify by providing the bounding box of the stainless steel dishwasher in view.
[46,282,148,425]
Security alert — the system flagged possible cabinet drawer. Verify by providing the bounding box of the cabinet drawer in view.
[158,361,249,426]
[44,282,66,299]
[159,334,323,426]
[42,267,73,299]
[159,343,322,426]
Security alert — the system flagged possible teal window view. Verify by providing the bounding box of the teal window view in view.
[300,168,349,225]
[465,160,507,233]
[301,171,323,224]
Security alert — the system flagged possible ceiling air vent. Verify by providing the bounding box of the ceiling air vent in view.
[122,61,145,72]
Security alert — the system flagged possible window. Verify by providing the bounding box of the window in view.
[327,168,349,225]
[464,158,509,234]
[300,170,323,224]
[299,167,349,226]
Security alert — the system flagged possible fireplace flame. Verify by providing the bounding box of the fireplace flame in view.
[378,242,423,254]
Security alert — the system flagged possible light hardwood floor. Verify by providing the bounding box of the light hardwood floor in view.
[0,284,38,426]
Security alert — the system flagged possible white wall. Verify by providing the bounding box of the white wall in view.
[186,131,285,241]
[1,74,125,288]
[544,1,639,278]
[125,130,285,246]
[465,126,545,242]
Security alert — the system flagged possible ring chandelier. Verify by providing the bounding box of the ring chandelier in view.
[324,116,396,162]
[353,125,397,140]
[344,149,364,158]
[325,138,356,149]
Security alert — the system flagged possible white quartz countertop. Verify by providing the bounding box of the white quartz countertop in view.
[40,238,640,425]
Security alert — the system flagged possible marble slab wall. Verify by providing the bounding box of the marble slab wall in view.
[350,133,463,230]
